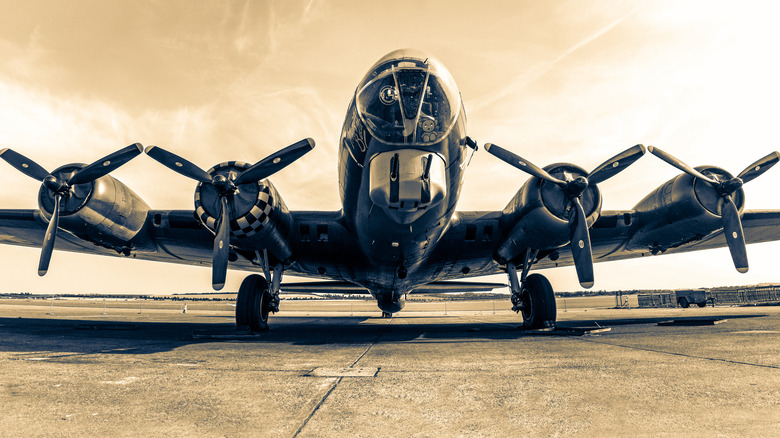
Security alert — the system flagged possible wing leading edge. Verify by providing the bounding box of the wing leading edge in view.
[0,209,352,278]
[422,209,780,281]
[3,207,780,285]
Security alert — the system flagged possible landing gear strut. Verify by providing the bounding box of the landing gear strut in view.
[262,252,283,314]
[507,249,557,329]
[236,250,283,331]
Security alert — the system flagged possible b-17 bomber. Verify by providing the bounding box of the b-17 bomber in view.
[2,49,780,331]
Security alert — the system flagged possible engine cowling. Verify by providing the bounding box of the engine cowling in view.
[497,163,602,263]
[627,166,745,253]
[193,161,294,263]
[37,163,150,251]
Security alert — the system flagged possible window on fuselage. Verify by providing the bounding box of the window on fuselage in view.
[317,224,328,242]
[465,225,477,241]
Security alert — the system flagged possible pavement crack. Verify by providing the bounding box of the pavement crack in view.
[292,318,392,437]
[580,338,780,370]
[292,376,342,438]
[348,321,389,368]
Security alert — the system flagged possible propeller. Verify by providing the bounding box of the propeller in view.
[145,138,315,290]
[484,143,647,288]
[648,146,780,273]
[0,143,144,275]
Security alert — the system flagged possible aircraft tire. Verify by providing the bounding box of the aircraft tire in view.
[249,281,271,332]
[236,274,271,331]
[236,275,254,327]
[520,273,556,329]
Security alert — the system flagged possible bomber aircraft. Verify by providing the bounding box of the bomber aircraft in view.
[2,49,780,331]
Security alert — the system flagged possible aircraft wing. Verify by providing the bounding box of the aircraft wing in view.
[3,206,780,287]
[0,208,506,288]
[423,209,780,281]
[0,209,348,276]
[536,209,780,269]
[0,209,211,265]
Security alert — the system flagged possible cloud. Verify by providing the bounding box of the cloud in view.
[468,5,639,115]
[0,70,341,211]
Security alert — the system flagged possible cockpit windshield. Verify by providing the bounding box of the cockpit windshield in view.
[356,51,461,145]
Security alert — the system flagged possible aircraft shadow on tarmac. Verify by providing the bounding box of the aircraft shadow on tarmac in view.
[0,314,768,354]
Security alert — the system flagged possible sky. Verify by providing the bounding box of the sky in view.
[1,0,780,294]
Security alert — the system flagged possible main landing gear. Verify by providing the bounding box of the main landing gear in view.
[236,250,282,331]
[236,274,272,331]
[507,249,557,329]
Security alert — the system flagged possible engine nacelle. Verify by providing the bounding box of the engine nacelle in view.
[38,164,150,251]
[497,163,601,263]
[626,166,744,253]
[194,161,294,263]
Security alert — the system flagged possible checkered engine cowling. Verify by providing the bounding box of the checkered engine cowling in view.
[193,161,275,239]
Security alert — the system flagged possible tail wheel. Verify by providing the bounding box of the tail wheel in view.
[236,274,271,331]
[520,273,557,329]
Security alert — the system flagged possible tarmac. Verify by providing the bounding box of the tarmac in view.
[1,298,779,437]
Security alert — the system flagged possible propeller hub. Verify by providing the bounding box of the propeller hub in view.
[565,176,589,197]
[211,174,235,194]
[720,177,743,195]
[43,175,67,194]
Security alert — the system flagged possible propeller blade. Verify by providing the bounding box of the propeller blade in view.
[38,195,61,276]
[144,145,212,183]
[569,197,594,288]
[0,148,50,181]
[647,146,719,185]
[720,195,748,273]
[588,144,646,185]
[737,151,780,185]
[234,138,315,185]
[484,143,566,187]
[212,196,231,290]
[68,143,144,185]
[569,198,594,289]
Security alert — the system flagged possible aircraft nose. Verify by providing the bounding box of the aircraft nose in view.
[369,149,446,222]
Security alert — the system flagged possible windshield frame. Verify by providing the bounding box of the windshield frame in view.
[355,54,462,146]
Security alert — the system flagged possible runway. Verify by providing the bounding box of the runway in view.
[1,298,778,437]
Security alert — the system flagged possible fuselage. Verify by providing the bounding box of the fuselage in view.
[336,49,470,311]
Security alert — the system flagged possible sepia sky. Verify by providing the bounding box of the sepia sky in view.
[2,0,780,293]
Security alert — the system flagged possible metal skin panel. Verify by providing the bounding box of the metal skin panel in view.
[197,176,294,265]
[496,163,601,264]
[337,98,468,310]
[38,171,150,251]
[286,211,368,282]
[626,168,745,254]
